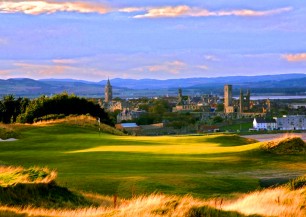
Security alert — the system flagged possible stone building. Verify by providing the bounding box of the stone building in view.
[177,88,183,106]
[104,78,112,103]
[276,115,306,130]
[116,108,147,123]
[172,88,205,112]
[239,89,250,113]
[224,84,234,113]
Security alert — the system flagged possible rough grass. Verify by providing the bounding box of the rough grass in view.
[0,165,305,216]
[0,185,304,217]
[0,123,20,139]
[0,166,95,209]
[260,134,306,154]
[223,186,306,217]
[286,175,306,190]
[0,166,57,187]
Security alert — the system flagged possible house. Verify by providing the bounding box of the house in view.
[253,118,277,130]
[276,115,306,130]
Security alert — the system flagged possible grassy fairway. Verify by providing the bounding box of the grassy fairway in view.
[0,122,305,199]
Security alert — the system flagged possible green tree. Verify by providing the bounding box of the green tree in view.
[19,93,110,124]
[213,116,223,124]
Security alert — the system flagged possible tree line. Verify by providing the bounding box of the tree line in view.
[0,93,110,124]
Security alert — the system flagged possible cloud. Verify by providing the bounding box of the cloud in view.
[14,62,72,76]
[196,65,209,70]
[282,53,306,62]
[133,5,292,19]
[0,1,109,15]
[11,60,113,81]
[0,38,8,45]
[118,7,145,13]
[0,2,292,19]
[137,61,187,74]
[52,59,78,64]
[0,69,12,76]
[204,55,219,61]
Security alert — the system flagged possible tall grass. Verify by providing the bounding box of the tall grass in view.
[0,166,57,187]
[0,185,304,217]
[223,186,306,217]
[260,134,306,154]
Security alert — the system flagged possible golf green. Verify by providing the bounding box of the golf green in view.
[0,123,305,198]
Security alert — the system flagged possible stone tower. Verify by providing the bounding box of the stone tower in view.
[246,89,250,110]
[104,78,112,103]
[239,89,243,113]
[177,88,183,105]
[239,89,251,113]
[266,98,271,112]
[224,84,234,113]
[224,85,232,107]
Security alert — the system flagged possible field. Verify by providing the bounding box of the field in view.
[0,119,305,201]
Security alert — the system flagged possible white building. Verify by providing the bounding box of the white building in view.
[253,118,277,130]
[276,115,306,130]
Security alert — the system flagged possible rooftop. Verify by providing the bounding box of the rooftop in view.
[120,123,139,128]
[255,118,276,123]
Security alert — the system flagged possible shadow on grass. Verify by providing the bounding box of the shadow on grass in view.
[187,205,262,217]
[204,135,258,147]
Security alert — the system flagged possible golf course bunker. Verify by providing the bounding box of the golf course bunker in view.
[259,176,297,188]
[0,138,18,142]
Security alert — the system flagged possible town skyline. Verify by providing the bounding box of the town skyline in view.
[1,0,306,81]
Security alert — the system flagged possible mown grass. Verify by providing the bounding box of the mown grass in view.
[220,122,253,132]
[0,119,305,200]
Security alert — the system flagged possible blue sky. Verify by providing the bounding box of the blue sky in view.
[0,0,306,81]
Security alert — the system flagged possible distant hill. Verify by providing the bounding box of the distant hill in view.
[98,74,306,89]
[0,74,305,98]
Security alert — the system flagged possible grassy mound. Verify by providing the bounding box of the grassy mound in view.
[34,115,125,136]
[0,166,56,187]
[0,124,19,140]
[0,166,93,208]
[260,135,306,154]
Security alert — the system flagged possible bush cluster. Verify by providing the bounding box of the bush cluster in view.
[0,93,110,125]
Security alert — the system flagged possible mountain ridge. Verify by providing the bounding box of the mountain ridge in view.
[0,74,305,98]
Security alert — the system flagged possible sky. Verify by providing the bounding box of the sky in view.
[0,0,306,81]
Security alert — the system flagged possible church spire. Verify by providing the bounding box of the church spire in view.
[105,78,112,103]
